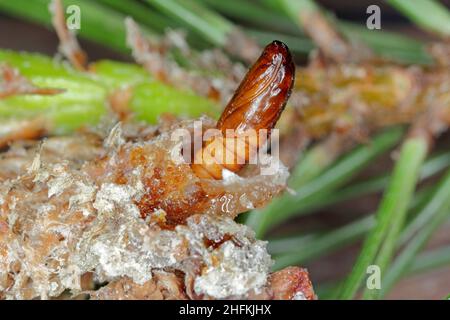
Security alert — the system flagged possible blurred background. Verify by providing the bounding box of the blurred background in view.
[2,0,449,59]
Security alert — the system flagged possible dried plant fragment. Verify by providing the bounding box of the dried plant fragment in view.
[299,8,373,63]
[0,64,63,99]
[429,41,450,67]
[89,273,188,300]
[268,267,316,300]
[49,0,87,71]
[125,17,172,83]
[125,18,242,104]
[108,87,134,121]
[224,28,262,64]
[0,119,48,150]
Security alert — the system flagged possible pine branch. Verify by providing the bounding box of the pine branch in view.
[0,50,219,133]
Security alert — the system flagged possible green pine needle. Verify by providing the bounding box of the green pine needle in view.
[379,168,450,297]
[387,0,450,37]
[339,137,428,299]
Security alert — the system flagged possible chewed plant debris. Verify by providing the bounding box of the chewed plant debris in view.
[0,118,313,299]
